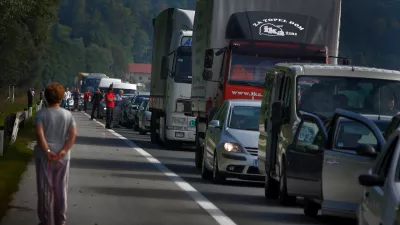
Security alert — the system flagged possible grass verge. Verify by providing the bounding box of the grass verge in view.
[0,110,36,221]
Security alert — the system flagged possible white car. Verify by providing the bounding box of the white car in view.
[358,128,400,225]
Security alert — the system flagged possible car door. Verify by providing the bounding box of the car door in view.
[361,134,399,225]
[137,101,145,126]
[205,102,228,166]
[322,110,385,214]
[286,113,327,197]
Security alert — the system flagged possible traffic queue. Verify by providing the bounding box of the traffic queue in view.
[71,0,400,223]
[86,62,400,225]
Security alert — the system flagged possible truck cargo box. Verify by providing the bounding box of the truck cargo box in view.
[191,0,341,113]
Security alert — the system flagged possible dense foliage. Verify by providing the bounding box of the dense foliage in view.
[1,0,400,88]
[42,0,195,87]
[0,0,60,88]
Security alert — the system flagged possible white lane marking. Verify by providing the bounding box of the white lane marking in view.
[80,112,237,225]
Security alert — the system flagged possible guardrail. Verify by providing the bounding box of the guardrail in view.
[0,100,43,156]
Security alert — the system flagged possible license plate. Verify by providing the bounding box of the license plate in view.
[253,159,258,167]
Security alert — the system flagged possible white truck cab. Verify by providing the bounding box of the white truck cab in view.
[150,8,197,149]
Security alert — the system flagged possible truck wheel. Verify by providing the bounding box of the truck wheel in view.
[194,121,202,169]
[279,160,297,206]
[265,172,279,199]
[150,114,158,144]
[304,198,320,217]
[212,151,225,184]
[201,147,212,180]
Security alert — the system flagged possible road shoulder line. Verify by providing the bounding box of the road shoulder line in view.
[81,112,237,225]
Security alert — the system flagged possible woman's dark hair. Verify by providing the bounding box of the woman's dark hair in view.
[45,82,64,105]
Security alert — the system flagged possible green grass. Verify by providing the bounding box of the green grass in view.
[0,91,41,127]
[0,110,36,221]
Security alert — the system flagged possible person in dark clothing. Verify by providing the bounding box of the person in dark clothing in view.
[105,84,116,129]
[27,88,33,108]
[72,88,80,111]
[90,88,103,120]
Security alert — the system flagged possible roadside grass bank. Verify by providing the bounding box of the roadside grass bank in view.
[0,89,41,126]
[0,107,37,221]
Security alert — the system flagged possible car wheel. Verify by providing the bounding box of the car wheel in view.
[201,147,212,180]
[304,198,320,217]
[265,172,279,199]
[133,117,139,131]
[194,120,202,169]
[212,151,225,184]
[279,160,297,206]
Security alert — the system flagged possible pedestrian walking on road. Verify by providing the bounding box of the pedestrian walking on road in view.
[34,82,77,225]
[90,88,103,120]
[105,84,116,129]
[83,89,91,112]
[62,88,71,109]
[72,88,80,111]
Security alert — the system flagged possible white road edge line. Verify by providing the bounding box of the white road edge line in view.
[80,112,237,225]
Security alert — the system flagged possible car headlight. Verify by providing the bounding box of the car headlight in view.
[172,117,186,125]
[104,107,106,110]
[223,142,242,152]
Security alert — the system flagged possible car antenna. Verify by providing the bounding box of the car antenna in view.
[378,87,381,120]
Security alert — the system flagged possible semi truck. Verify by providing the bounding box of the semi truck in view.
[149,8,197,149]
[191,0,342,168]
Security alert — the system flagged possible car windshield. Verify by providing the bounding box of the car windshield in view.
[229,53,324,86]
[82,78,101,93]
[298,76,400,117]
[174,51,192,84]
[228,106,261,131]
[133,96,149,105]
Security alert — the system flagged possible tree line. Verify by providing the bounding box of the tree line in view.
[0,0,399,88]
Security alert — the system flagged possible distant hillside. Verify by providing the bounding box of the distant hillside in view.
[41,0,400,86]
[42,0,196,86]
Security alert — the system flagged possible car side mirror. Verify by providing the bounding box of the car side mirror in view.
[358,174,385,187]
[202,70,213,81]
[208,120,220,128]
[161,56,169,79]
[356,144,377,157]
[271,101,283,126]
[204,49,214,68]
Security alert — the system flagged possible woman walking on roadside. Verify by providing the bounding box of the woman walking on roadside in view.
[34,82,77,225]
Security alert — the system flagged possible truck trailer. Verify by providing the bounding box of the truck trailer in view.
[149,8,197,149]
[191,0,342,168]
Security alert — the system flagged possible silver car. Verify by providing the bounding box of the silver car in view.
[137,99,151,135]
[201,99,262,183]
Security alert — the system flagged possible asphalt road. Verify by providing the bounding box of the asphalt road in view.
[72,111,357,225]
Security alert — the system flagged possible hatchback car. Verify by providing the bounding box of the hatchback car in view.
[201,99,262,184]
[137,98,151,134]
